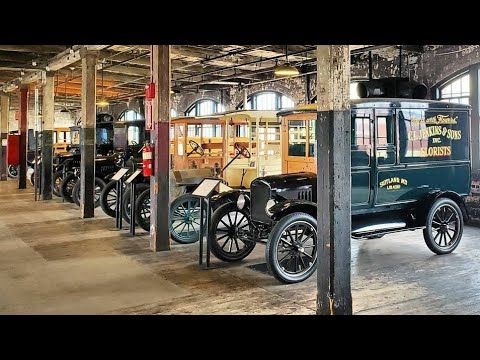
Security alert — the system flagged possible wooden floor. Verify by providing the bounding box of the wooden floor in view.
[1,179,480,314]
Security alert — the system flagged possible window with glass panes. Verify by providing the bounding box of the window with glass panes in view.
[238,91,294,110]
[185,99,224,116]
[118,109,144,121]
[439,73,470,105]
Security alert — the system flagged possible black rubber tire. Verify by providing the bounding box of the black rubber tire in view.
[72,177,106,208]
[265,212,318,284]
[423,197,464,255]
[209,202,256,262]
[8,165,18,178]
[100,180,119,218]
[122,183,150,224]
[134,188,151,232]
[52,170,64,197]
[60,173,78,203]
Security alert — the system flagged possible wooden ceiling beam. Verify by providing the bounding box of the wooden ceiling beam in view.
[0,51,51,64]
[0,45,69,53]
[103,65,150,77]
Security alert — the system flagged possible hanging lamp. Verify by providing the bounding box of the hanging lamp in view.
[274,45,299,77]
[96,62,109,107]
[60,73,70,113]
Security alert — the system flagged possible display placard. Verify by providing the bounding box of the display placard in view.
[125,169,143,184]
[192,178,221,198]
[111,168,129,181]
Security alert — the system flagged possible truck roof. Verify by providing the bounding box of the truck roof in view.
[276,98,471,116]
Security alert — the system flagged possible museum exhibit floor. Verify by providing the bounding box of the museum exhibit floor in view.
[1,180,480,315]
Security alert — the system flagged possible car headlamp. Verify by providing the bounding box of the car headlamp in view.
[265,199,277,216]
[237,193,246,210]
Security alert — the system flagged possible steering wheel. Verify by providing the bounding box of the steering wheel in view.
[234,142,251,159]
[188,140,205,156]
[131,140,138,145]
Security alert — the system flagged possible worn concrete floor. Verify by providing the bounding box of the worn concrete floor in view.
[1,180,480,314]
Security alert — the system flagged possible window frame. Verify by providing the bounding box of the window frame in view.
[184,99,223,116]
[237,91,294,111]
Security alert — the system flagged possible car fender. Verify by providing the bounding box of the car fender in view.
[269,199,317,221]
[417,190,469,224]
[210,189,247,212]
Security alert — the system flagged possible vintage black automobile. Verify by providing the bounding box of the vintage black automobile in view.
[209,98,472,284]
[99,118,150,220]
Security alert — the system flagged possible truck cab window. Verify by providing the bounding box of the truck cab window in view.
[288,120,306,157]
[352,117,371,146]
[377,116,394,146]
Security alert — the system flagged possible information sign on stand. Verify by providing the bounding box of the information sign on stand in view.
[112,168,129,181]
[125,169,142,185]
[192,178,221,268]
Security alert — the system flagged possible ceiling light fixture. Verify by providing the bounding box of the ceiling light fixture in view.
[274,45,299,78]
[60,74,70,113]
[96,62,109,107]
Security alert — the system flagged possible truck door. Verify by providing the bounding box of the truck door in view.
[373,109,398,205]
[351,108,374,209]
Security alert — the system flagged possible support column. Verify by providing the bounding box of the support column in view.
[18,86,28,189]
[0,94,9,181]
[470,66,479,170]
[150,45,171,252]
[41,73,54,200]
[80,50,98,218]
[316,45,352,315]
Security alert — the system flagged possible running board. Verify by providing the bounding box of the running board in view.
[352,225,425,239]
[353,221,407,234]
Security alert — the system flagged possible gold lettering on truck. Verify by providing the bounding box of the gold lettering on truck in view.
[408,126,462,141]
[411,115,458,125]
[379,177,408,190]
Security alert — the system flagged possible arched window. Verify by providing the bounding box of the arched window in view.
[118,109,144,121]
[117,109,144,145]
[237,91,294,110]
[438,73,470,105]
[185,99,224,116]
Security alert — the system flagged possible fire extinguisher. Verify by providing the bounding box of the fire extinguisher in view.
[141,141,153,177]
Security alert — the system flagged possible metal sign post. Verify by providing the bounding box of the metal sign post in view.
[192,178,221,268]
[125,169,143,237]
[111,167,129,230]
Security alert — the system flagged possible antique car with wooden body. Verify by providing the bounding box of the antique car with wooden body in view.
[209,99,471,283]
[134,110,282,243]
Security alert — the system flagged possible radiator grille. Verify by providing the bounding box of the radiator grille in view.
[250,181,271,224]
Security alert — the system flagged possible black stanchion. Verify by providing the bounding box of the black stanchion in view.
[192,178,220,268]
[34,132,38,201]
[199,200,204,265]
[111,167,129,230]
[129,181,136,236]
[206,198,211,267]
[124,169,143,237]
[115,178,124,229]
